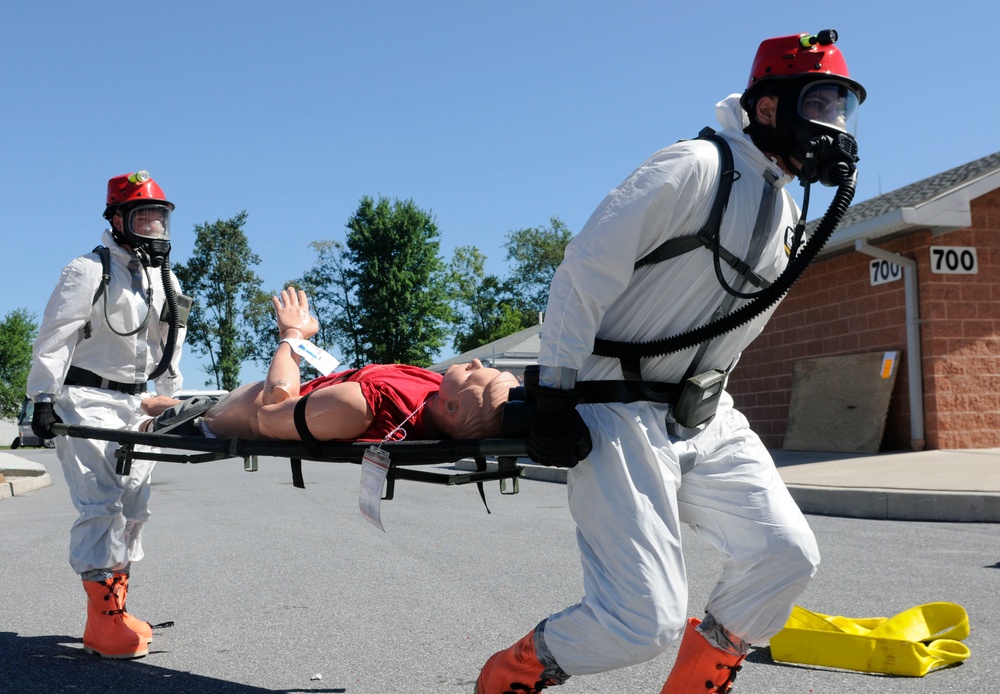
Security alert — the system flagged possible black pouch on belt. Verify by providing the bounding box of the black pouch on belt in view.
[673,369,726,428]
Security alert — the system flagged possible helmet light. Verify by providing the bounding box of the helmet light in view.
[799,30,838,50]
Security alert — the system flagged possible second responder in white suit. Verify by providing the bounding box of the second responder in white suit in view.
[27,171,186,660]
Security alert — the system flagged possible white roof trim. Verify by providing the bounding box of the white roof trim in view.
[819,166,1000,256]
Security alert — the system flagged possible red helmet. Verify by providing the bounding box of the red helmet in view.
[104,170,174,217]
[743,30,866,108]
[102,170,175,266]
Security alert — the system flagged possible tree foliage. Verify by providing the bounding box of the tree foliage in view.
[503,217,572,316]
[173,211,264,391]
[0,309,38,419]
[296,239,363,365]
[446,247,520,354]
[302,196,450,367]
[175,203,569,379]
[446,217,571,353]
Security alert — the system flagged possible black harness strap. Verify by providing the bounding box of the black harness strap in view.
[623,131,738,383]
[83,246,112,340]
[64,365,146,395]
[633,235,705,270]
[633,131,768,289]
[576,379,683,405]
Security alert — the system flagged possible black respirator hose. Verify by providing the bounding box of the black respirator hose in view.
[148,260,179,381]
[593,172,856,360]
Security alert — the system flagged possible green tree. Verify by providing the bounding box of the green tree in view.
[173,211,264,391]
[242,285,285,369]
[446,217,572,352]
[252,240,359,378]
[297,239,364,366]
[307,196,450,367]
[0,309,38,419]
[446,246,522,354]
[503,217,572,315]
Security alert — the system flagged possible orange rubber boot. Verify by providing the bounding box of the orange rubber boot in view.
[113,573,153,644]
[661,618,746,693]
[82,579,148,659]
[476,627,569,694]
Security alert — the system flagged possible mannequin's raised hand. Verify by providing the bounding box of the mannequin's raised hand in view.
[273,287,319,340]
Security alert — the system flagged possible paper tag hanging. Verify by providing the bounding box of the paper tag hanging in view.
[359,445,391,532]
[281,338,340,375]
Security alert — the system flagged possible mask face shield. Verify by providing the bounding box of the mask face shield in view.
[798,80,861,135]
[126,204,172,241]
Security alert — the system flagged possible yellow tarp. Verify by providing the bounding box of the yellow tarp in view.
[770,602,970,677]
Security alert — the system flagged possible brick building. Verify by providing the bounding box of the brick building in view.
[730,151,1000,452]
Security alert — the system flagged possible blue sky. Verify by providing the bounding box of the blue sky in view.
[3,2,995,384]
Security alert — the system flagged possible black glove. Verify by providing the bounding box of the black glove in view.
[31,401,62,440]
[525,385,593,468]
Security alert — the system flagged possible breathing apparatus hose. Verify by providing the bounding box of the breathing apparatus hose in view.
[593,172,856,360]
[148,260,180,381]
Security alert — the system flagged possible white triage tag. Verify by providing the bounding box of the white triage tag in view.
[281,338,340,375]
[359,445,391,532]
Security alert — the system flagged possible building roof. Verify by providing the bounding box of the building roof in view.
[430,324,542,373]
[818,150,1000,256]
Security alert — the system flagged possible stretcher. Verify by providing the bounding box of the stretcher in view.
[50,422,528,503]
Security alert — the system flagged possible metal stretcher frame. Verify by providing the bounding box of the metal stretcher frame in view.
[51,423,528,501]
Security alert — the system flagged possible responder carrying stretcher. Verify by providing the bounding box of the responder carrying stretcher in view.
[476,31,866,693]
[27,171,188,659]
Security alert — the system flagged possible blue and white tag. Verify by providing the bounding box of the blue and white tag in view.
[280,338,340,376]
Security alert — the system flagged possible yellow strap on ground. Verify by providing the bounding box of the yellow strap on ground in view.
[769,602,970,677]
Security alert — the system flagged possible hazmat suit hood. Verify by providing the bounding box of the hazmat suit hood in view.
[715,94,794,187]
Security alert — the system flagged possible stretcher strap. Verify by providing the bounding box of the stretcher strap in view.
[291,393,321,487]
[770,602,970,677]
[474,456,489,514]
[291,458,305,489]
[293,392,323,456]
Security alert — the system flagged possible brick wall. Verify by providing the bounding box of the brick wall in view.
[729,188,1000,451]
[922,190,1000,449]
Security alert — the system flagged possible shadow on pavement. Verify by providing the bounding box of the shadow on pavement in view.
[747,644,966,678]
[0,632,347,694]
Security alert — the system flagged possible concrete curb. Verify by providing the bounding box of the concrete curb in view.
[1,472,53,499]
[786,485,1000,523]
[0,453,53,500]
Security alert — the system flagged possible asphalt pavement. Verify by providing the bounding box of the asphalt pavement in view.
[2,447,997,693]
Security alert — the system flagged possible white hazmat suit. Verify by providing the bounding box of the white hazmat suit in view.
[27,230,185,577]
[536,95,820,674]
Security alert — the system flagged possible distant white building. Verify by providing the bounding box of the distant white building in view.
[1,419,19,446]
[431,324,541,380]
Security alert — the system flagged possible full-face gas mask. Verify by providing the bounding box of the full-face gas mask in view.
[771,77,863,186]
[742,30,867,187]
[122,202,172,267]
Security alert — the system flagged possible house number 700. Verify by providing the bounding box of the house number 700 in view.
[929,246,978,274]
